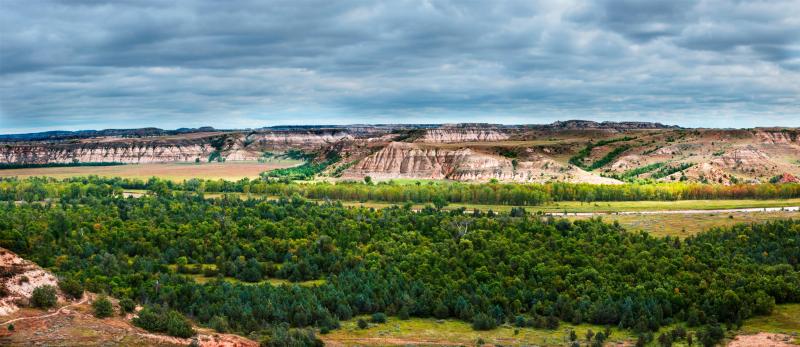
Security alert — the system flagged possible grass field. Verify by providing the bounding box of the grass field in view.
[517,199,800,213]
[323,305,800,346]
[335,198,800,213]
[185,273,326,287]
[322,315,635,346]
[570,210,800,238]
[740,304,800,335]
[335,200,798,237]
[0,160,301,181]
[165,264,325,287]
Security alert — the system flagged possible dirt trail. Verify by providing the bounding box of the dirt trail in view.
[0,297,88,325]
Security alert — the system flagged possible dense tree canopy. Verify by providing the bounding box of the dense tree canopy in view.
[0,178,798,342]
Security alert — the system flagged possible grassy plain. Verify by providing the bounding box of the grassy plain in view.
[0,160,301,181]
[323,305,800,346]
[335,199,800,213]
[739,304,800,336]
[184,273,325,287]
[322,315,635,346]
[165,264,325,287]
[570,210,800,238]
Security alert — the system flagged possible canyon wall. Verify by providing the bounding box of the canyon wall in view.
[0,142,213,164]
[417,128,510,143]
[343,142,619,184]
[0,130,359,164]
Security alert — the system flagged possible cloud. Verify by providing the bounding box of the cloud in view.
[1,0,798,132]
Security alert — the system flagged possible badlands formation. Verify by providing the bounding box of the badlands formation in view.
[2,122,798,184]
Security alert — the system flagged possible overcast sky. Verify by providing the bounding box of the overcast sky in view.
[1,0,799,133]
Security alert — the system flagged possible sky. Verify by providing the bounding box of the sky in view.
[1,0,799,133]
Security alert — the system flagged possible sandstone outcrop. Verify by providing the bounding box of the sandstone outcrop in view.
[417,128,510,143]
[343,142,620,184]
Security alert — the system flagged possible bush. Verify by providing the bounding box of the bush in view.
[133,305,195,338]
[433,303,449,319]
[261,326,323,347]
[209,315,230,333]
[546,315,560,329]
[7,323,14,331]
[30,285,57,309]
[514,315,527,327]
[398,306,410,320]
[357,318,368,329]
[371,312,387,323]
[92,296,114,318]
[471,313,497,331]
[119,297,136,313]
[58,278,83,300]
[698,323,724,347]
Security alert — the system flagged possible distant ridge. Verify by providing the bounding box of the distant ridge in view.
[541,120,681,130]
[0,121,684,141]
[0,127,218,142]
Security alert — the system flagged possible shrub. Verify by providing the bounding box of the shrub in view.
[30,285,57,309]
[92,296,114,318]
[210,315,230,333]
[119,297,136,313]
[7,323,14,331]
[514,315,527,327]
[357,319,368,329]
[471,313,497,331]
[398,306,410,320]
[133,305,195,338]
[546,315,559,329]
[698,323,724,347]
[433,303,449,319]
[260,326,323,347]
[58,278,84,300]
[371,312,387,323]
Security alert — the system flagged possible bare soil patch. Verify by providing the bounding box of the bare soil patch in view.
[728,332,798,347]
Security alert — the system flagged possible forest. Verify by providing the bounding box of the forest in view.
[0,177,798,346]
[2,176,799,207]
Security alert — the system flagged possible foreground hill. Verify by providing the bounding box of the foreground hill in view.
[2,121,798,184]
[0,248,257,346]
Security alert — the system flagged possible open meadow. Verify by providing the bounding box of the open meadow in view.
[322,315,636,346]
[0,160,301,181]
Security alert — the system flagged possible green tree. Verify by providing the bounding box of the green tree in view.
[119,297,136,313]
[371,312,387,323]
[471,313,497,331]
[92,296,114,318]
[30,285,57,309]
[58,278,84,300]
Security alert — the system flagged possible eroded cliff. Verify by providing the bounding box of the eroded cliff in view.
[343,142,619,184]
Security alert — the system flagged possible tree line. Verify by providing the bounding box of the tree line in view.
[2,176,800,206]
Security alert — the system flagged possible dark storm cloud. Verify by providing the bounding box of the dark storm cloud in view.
[1,0,798,132]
